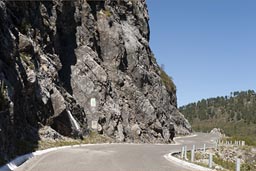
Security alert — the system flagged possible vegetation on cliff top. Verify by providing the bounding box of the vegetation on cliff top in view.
[160,68,176,93]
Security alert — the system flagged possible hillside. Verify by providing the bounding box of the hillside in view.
[0,0,191,164]
[180,90,256,145]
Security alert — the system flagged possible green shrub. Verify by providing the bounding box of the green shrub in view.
[20,52,35,70]
[213,155,235,170]
[103,9,112,17]
[160,68,176,93]
[241,163,256,171]
[99,9,112,17]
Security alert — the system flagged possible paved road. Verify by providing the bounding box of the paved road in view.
[16,133,218,171]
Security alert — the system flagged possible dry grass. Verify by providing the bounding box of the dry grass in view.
[38,131,113,150]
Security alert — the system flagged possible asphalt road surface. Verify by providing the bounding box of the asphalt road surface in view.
[16,133,219,171]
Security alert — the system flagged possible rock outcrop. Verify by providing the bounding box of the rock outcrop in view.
[0,0,191,163]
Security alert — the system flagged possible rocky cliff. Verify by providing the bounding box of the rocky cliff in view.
[0,0,191,162]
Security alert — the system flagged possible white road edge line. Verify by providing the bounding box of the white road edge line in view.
[173,133,197,145]
[164,152,213,171]
[174,133,197,140]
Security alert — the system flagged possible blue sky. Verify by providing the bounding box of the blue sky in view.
[147,0,256,107]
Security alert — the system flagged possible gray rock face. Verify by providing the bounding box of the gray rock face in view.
[70,0,191,142]
[0,0,191,162]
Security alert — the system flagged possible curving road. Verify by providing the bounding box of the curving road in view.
[16,133,218,171]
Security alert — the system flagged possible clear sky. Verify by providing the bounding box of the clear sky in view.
[147,0,256,107]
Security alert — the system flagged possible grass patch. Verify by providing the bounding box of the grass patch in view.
[20,52,35,70]
[102,9,112,17]
[183,151,209,168]
[38,140,80,150]
[187,151,191,160]
[213,155,235,171]
[82,131,112,144]
[38,131,112,150]
[241,163,256,171]
[194,161,209,168]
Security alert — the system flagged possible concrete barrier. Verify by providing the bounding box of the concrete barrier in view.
[164,152,213,171]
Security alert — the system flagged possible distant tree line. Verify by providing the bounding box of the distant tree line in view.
[179,90,256,145]
[180,90,256,124]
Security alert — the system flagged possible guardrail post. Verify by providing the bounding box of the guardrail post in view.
[209,153,213,168]
[191,147,195,162]
[184,146,187,160]
[203,144,206,153]
[236,158,240,171]
[181,146,184,159]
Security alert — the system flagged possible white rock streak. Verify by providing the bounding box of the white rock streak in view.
[67,110,80,130]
